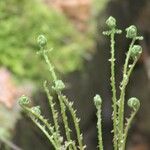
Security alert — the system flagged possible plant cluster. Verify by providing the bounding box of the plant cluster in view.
[102,16,143,150]
[19,16,143,150]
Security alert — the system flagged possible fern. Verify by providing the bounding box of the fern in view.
[19,16,143,150]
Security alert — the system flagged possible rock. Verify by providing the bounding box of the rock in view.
[46,0,92,31]
[0,68,19,108]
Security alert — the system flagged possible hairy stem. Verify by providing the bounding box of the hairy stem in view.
[118,38,136,147]
[110,30,117,150]
[61,95,85,150]
[96,105,103,150]
[44,81,62,147]
[43,50,57,82]
[122,110,137,150]
[31,118,57,149]
[20,105,58,149]
[58,93,73,150]
[42,52,73,150]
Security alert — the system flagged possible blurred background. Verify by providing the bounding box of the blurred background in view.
[0,0,150,149]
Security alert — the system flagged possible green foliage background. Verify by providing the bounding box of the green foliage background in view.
[0,0,92,81]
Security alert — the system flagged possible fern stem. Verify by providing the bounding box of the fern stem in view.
[42,51,73,150]
[31,118,57,149]
[20,105,58,149]
[61,95,85,150]
[122,110,137,150]
[43,51,57,82]
[44,81,62,147]
[118,38,136,147]
[57,93,73,150]
[110,30,118,150]
[97,104,103,150]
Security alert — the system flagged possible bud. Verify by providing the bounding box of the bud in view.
[126,25,137,38]
[94,94,102,109]
[130,45,142,59]
[37,35,47,48]
[31,106,41,115]
[106,16,116,28]
[128,97,140,111]
[54,80,65,91]
[19,95,30,106]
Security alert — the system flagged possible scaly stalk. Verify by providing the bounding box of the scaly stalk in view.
[94,95,103,150]
[118,38,136,147]
[103,16,122,150]
[19,104,58,149]
[42,52,73,150]
[110,30,118,150]
[60,95,85,150]
[44,81,62,147]
[97,106,103,150]
[122,97,140,150]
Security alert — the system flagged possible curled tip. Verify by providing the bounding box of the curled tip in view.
[54,80,65,91]
[19,95,30,106]
[37,35,47,48]
[130,45,142,59]
[94,94,102,108]
[106,16,116,29]
[126,25,137,39]
[128,97,140,111]
[31,106,41,115]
